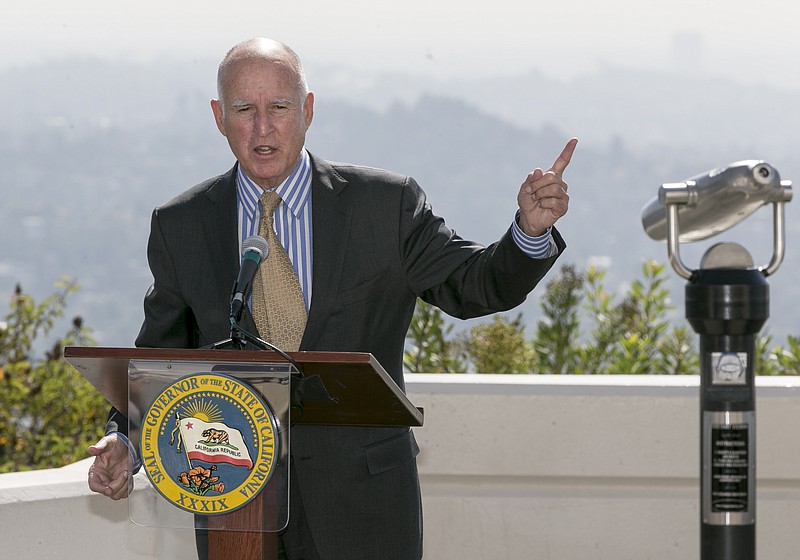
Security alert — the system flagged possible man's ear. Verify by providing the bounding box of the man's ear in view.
[210,99,226,136]
[303,92,315,129]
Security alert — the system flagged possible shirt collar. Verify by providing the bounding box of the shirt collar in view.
[235,149,312,219]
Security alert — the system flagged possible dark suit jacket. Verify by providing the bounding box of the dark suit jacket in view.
[110,153,565,559]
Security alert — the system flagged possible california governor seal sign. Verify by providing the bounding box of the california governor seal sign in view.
[140,372,278,515]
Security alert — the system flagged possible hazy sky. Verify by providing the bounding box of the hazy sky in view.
[5,0,800,88]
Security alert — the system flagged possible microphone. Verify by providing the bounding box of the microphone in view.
[230,235,269,323]
[641,160,791,242]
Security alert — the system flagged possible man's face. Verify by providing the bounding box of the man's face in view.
[211,57,313,190]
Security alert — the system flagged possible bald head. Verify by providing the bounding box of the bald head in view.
[216,38,309,105]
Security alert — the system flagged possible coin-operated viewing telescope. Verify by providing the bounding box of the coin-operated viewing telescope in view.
[641,160,792,278]
[641,160,792,560]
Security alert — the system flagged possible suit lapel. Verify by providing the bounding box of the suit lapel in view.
[200,166,259,336]
[300,156,353,349]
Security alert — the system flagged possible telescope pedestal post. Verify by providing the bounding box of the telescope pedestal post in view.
[686,258,768,560]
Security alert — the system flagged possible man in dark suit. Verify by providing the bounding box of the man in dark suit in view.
[87,38,577,559]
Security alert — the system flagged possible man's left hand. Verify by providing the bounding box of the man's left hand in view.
[517,137,578,237]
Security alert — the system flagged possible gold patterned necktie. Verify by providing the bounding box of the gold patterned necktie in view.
[251,191,308,351]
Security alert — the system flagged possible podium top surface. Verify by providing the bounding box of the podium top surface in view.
[64,346,423,428]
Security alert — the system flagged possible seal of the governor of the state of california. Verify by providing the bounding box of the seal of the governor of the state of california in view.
[140,372,278,515]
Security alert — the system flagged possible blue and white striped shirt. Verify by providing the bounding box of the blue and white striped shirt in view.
[236,150,314,310]
[235,150,556,311]
[511,218,557,259]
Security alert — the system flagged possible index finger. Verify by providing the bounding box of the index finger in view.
[548,137,578,174]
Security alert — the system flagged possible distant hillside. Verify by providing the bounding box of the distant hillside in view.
[1,58,797,347]
[309,62,800,158]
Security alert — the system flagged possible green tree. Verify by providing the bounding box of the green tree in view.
[404,299,465,373]
[533,263,584,374]
[464,314,535,374]
[577,261,698,374]
[759,334,800,375]
[0,280,106,472]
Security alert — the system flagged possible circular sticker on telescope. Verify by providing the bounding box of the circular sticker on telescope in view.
[140,373,278,515]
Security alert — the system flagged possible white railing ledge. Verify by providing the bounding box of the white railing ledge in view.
[0,458,94,503]
[405,373,800,396]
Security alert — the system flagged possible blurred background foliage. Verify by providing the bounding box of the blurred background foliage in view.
[0,280,105,473]
[405,261,800,376]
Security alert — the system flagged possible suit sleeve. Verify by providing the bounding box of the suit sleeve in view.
[134,207,199,349]
[399,176,566,319]
[105,207,199,437]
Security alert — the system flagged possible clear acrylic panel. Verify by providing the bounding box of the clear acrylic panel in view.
[127,358,293,533]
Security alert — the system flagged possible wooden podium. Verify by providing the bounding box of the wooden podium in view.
[65,346,423,559]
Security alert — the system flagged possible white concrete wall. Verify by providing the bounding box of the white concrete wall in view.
[0,459,196,560]
[412,374,800,560]
[2,375,799,559]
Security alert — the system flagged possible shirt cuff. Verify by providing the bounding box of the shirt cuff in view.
[511,213,558,259]
[115,432,143,474]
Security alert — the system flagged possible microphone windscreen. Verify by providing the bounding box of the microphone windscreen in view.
[242,235,269,258]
